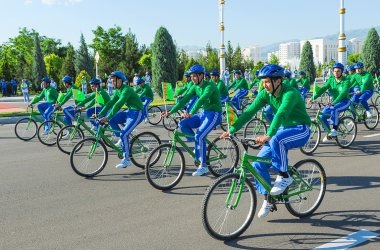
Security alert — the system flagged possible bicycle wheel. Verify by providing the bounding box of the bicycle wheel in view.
[285,159,326,218]
[375,95,380,107]
[206,137,239,177]
[162,112,180,131]
[305,93,313,109]
[201,173,257,241]
[130,131,161,168]
[14,118,38,141]
[145,143,185,190]
[37,120,62,146]
[320,92,330,107]
[147,106,162,125]
[370,91,379,105]
[300,121,321,155]
[57,125,85,155]
[335,116,357,148]
[364,105,379,130]
[220,109,238,132]
[70,138,108,177]
[243,118,267,149]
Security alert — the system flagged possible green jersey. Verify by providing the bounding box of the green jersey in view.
[98,84,144,119]
[312,76,350,104]
[230,84,311,137]
[296,77,310,90]
[249,78,261,89]
[76,88,111,109]
[135,84,154,100]
[215,79,229,97]
[352,71,374,92]
[228,77,249,91]
[31,86,58,104]
[171,80,222,115]
[59,85,80,105]
[176,80,193,96]
[283,78,298,89]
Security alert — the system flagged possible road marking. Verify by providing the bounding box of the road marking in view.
[363,133,380,138]
[313,229,379,249]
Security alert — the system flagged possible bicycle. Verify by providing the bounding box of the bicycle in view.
[14,105,44,141]
[220,100,246,131]
[300,102,357,155]
[242,108,273,148]
[147,105,162,125]
[144,125,240,190]
[342,102,379,130]
[70,119,161,177]
[201,138,326,241]
[36,107,66,146]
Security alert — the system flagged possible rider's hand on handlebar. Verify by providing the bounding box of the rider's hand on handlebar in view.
[220,131,230,139]
[161,111,170,117]
[99,117,108,123]
[181,112,192,119]
[256,135,271,145]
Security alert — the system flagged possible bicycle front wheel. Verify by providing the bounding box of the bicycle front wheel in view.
[162,112,180,131]
[37,120,62,146]
[201,173,257,241]
[70,138,108,177]
[243,118,267,149]
[206,137,239,177]
[57,125,85,154]
[336,116,357,148]
[285,159,326,218]
[130,131,161,168]
[145,143,185,190]
[147,106,162,125]
[14,118,38,141]
[300,121,321,155]
[364,105,379,130]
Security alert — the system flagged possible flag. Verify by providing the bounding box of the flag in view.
[57,91,65,103]
[225,102,236,127]
[73,89,86,101]
[162,82,175,100]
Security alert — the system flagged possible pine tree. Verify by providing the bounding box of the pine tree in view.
[151,27,177,97]
[75,33,94,77]
[299,41,316,82]
[360,28,380,73]
[225,41,234,70]
[121,30,141,80]
[60,43,76,85]
[32,33,47,90]
[232,45,243,70]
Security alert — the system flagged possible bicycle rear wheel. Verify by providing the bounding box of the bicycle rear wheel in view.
[364,105,379,130]
[147,106,162,125]
[336,116,357,148]
[15,117,38,141]
[145,143,185,190]
[57,125,85,155]
[206,137,239,177]
[130,131,161,168]
[201,173,257,241]
[285,159,326,218]
[70,138,108,177]
[300,121,321,155]
[37,120,62,146]
[243,118,267,149]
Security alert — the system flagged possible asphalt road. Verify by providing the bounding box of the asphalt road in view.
[0,120,379,250]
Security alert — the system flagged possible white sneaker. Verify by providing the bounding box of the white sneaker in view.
[330,129,337,137]
[115,158,132,168]
[270,175,293,195]
[322,136,330,143]
[366,111,372,119]
[144,118,148,123]
[192,166,209,176]
[115,139,122,147]
[258,199,273,218]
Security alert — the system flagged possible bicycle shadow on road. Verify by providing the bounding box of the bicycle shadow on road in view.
[83,171,147,182]
[225,210,380,249]
[311,140,380,157]
[326,175,380,193]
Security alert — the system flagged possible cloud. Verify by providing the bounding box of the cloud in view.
[40,0,82,6]
[24,0,33,5]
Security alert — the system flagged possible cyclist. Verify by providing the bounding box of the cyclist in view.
[308,63,351,142]
[97,71,144,168]
[205,71,211,81]
[54,76,81,126]
[210,69,229,103]
[228,69,249,113]
[221,64,311,218]
[249,70,261,96]
[284,71,298,89]
[162,64,222,176]
[29,77,58,133]
[176,72,197,113]
[134,77,154,122]
[75,78,111,129]
[350,62,374,118]
[296,71,310,100]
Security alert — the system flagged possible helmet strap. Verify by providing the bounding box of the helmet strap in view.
[271,78,281,97]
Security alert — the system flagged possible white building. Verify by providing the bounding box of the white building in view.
[300,39,338,65]
[242,46,262,63]
[278,42,300,66]
[186,50,207,59]
[347,38,362,55]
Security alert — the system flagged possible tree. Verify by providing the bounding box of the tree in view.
[0,45,14,80]
[252,61,264,74]
[348,53,360,65]
[120,29,141,81]
[151,27,177,97]
[44,53,63,85]
[225,41,233,70]
[60,43,76,85]
[268,53,279,65]
[32,33,47,90]
[299,41,316,82]
[139,53,152,72]
[204,42,219,71]
[75,33,94,77]
[360,28,380,73]
[74,70,91,90]
[232,45,243,71]
[176,49,189,79]
[40,37,65,57]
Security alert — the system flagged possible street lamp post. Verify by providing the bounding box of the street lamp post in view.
[219,0,226,74]
[95,51,100,79]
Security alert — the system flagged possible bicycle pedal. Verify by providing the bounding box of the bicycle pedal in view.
[270,204,278,212]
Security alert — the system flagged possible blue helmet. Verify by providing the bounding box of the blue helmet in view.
[284,71,292,78]
[42,77,51,83]
[188,64,205,74]
[354,62,364,69]
[62,75,73,84]
[210,69,220,76]
[89,78,101,85]
[136,77,145,84]
[299,71,306,76]
[233,69,242,75]
[332,63,345,71]
[205,71,210,77]
[343,69,348,74]
[184,72,190,77]
[254,70,259,76]
[347,65,355,71]
[110,71,126,81]
[258,64,285,78]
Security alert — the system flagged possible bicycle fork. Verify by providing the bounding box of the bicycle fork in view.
[225,169,246,210]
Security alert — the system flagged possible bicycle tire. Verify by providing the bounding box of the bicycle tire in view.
[285,159,326,218]
[70,138,108,177]
[37,120,62,146]
[56,125,85,155]
[300,121,321,155]
[206,137,239,177]
[14,118,38,141]
[305,93,313,109]
[364,105,379,130]
[335,116,357,148]
[201,173,257,241]
[147,106,162,125]
[145,143,185,190]
[130,131,161,168]
[162,112,181,131]
[243,118,267,149]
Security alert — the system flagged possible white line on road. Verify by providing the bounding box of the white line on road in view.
[363,133,380,138]
[313,229,379,249]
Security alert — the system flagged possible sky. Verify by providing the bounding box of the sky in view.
[1,0,379,49]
